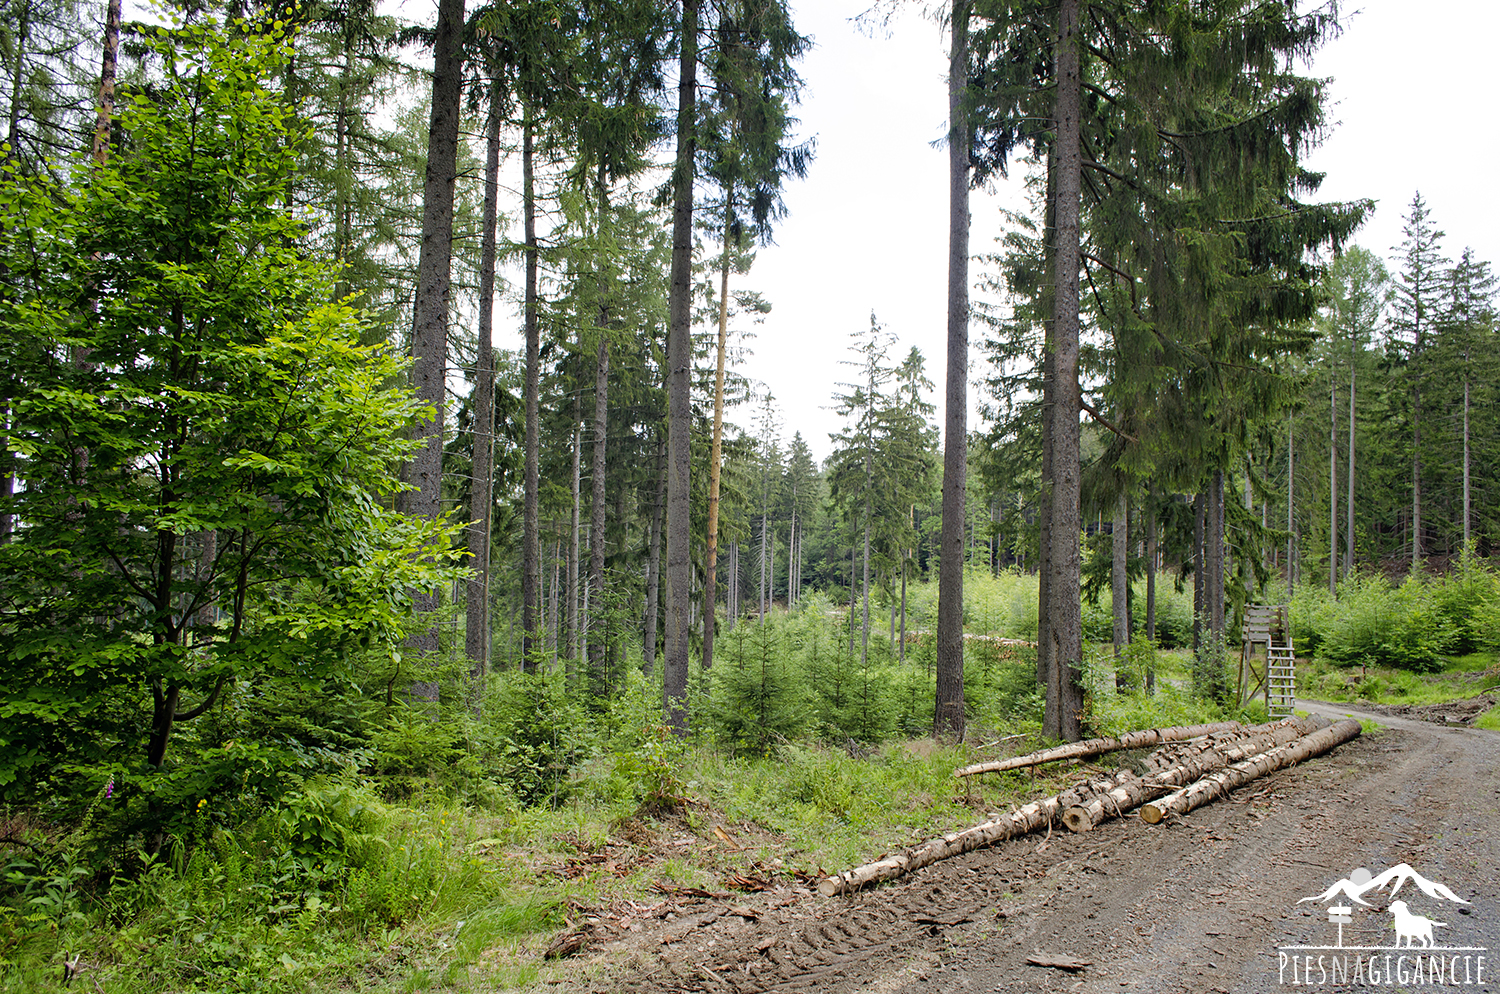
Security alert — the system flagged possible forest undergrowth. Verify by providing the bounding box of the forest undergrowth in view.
[4,565,1498,993]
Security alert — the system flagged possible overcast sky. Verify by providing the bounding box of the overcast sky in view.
[738,0,1500,463]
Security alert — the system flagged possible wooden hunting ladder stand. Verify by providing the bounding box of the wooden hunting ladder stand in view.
[1241,604,1296,717]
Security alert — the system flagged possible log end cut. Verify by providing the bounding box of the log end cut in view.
[1061,805,1095,832]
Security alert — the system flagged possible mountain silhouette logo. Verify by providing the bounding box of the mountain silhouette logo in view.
[1299,864,1471,909]
[1278,863,1486,982]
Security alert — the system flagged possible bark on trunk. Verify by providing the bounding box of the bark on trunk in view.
[1462,372,1471,549]
[405,0,465,693]
[663,0,698,732]
[1045,0,1084,741]
[728,540,739,631]
[92,0,121,165]
[1208,470,1225,645]
[466,68,502,680]
[1329,371,1338,596]
[642,434,664,675]
[1347,357,1355,577]
[521,105,542,668]
[588,329,610,691]
[1111,494,1129,668]
[703,193,734,670]
[567,418,581,676]
[1412,385,1423,565]
[1145,489,1157,694]
[1286,412,1295,600]
[1035,153,1057,694]
[818,724,1271,897]
[934,0,970,741]
[1192,490,1205,656]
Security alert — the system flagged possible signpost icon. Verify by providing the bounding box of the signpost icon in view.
[1328,905,1353,947]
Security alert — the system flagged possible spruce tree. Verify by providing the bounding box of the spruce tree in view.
[1387,193,1449,565]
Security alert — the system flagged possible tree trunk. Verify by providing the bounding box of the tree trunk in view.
[1111,493,1129,666]
[1145,489,1157,694]
[703,191,734,670]
[466,67,502,681]
[935,0,970,742]
[1209,470,1225,645]
[1192,490,1205,657]
[861,496,871,666]
[760,511,769,620]
[91,0,121,166]
[405,0,465,695]
[788,502,798,608]
[728,540,739,631]
[1462,371,1471,549]
[899,557,908,663]
[547,536,560,668]
[1412,383,1423,565]
[1286,411,1294,600]
[663,0,698,733]
[1346,357,1355,577]
[567,418,581,677]
[1332,368,1344,593]
[521,105,542,669]
[818,722,1275,896]
[588,329,610,692]
[642,435,664,675]
[1045,0,1084,742]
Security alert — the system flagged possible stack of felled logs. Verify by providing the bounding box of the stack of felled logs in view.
[818,715,1360,897]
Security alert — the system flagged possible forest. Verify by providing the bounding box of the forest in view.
[1,0,1498,990]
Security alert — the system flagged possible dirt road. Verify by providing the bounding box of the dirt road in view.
[581,703,1500,993]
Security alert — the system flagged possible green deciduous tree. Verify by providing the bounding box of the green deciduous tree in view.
[0,20,457,788]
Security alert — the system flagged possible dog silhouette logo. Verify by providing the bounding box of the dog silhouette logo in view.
[1389,900,1446,948]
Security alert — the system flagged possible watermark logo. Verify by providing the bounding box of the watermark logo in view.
[1278,863,1487,986]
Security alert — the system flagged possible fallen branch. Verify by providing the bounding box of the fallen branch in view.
[955,721,1243,777]
[1139,718,1362,824]
[1060,716,1329,831]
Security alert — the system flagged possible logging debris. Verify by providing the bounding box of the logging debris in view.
[820,716,1359,897]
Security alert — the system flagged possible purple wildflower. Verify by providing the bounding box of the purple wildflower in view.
[105,776,114,799]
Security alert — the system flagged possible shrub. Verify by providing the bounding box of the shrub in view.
[1430,549,1500,655]
[1316,574,1454,674]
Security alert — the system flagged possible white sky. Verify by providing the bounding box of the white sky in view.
[739,0,1500,463]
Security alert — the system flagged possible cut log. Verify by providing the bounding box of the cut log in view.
[954,721,1243,777]
[1060,716,1329,832]
[819,762,1148,897]
[1139,718,1362,824]
[820,719,1339,897]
